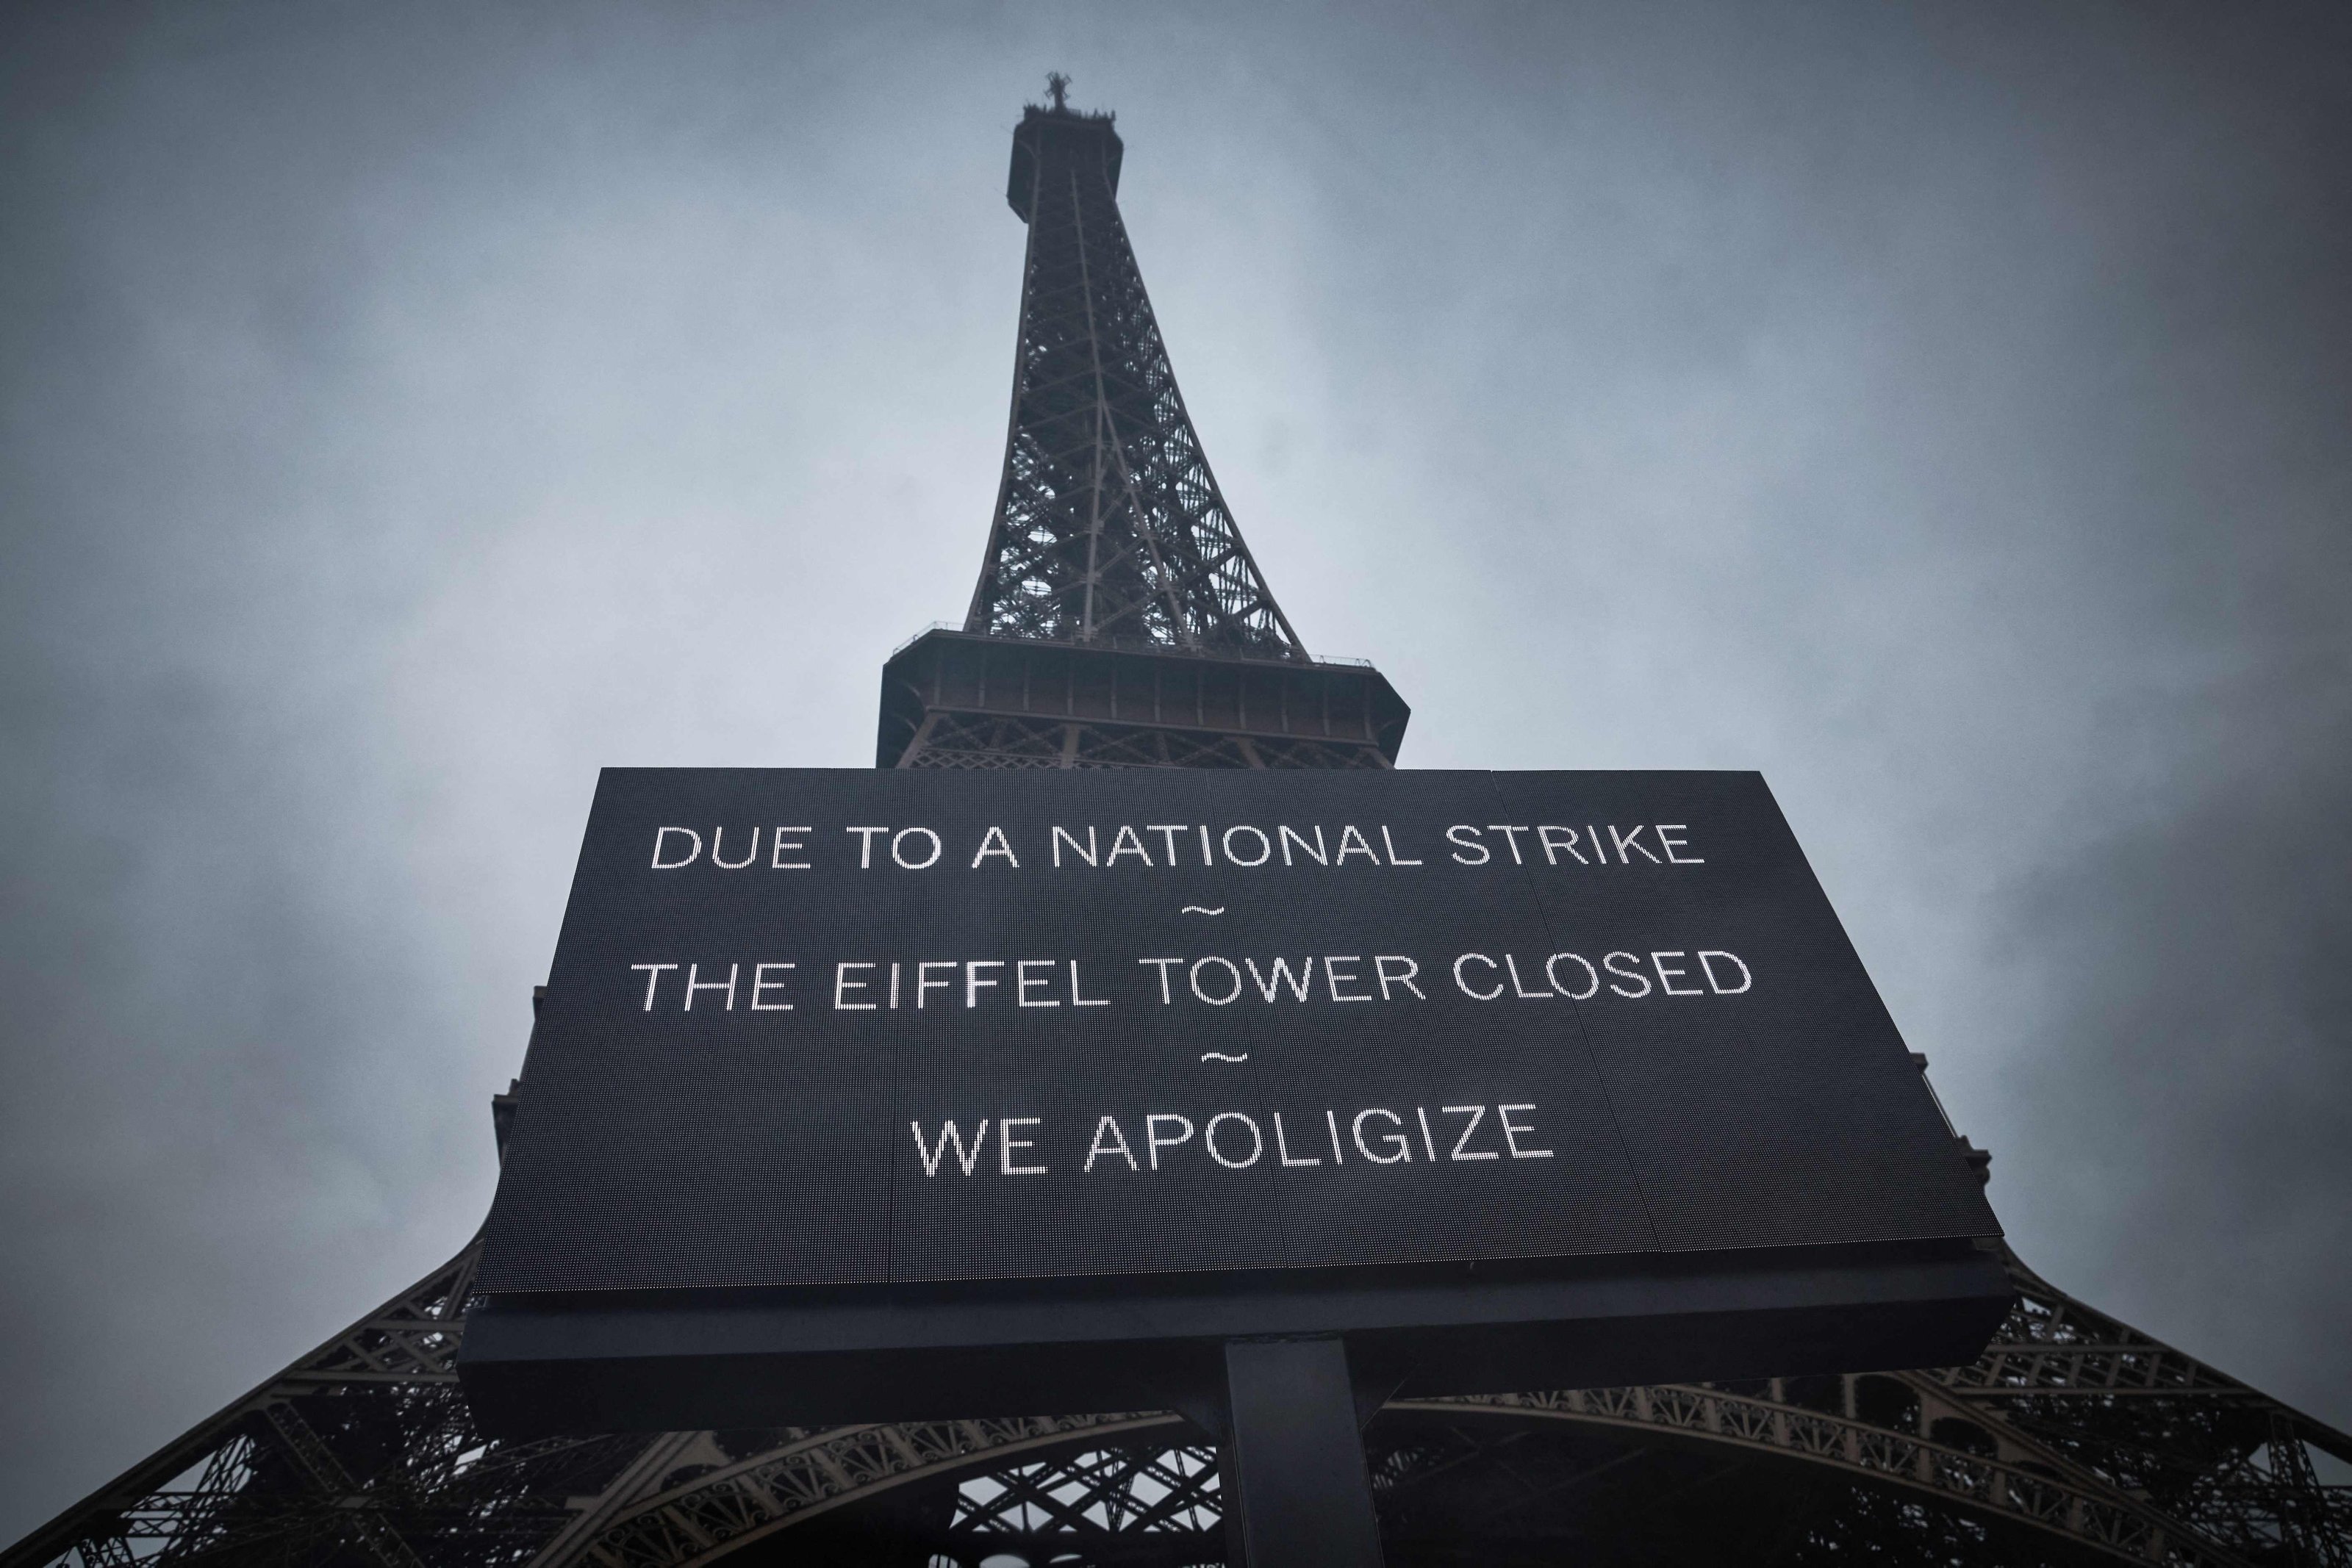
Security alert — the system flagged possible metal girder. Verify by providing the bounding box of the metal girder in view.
[3,1241,637,1568]
[1391,1384,2221,1566]
[1936,1253,2255,1401]
[256,1404,430,1568]
[1928,1255,2352,1567]
[902,711,1391,772]
[950,1442,1222,1539]
[877,629,1408,771]
[554,1416,1191,1568]
[9,1186,2348,1568]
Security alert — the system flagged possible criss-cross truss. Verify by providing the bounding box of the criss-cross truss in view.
[964,100,1302,661]
[11,1237,2345,1568]
[884,91,1400,772]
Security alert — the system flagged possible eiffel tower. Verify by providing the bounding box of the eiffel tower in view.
[878,75,1405,774]
[9,79,2345,1568]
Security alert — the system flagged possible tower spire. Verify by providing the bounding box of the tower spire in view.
[964,93,1305,661]
[874,98,1408,769]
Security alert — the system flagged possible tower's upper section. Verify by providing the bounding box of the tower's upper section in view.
[1006,101,1122,220]
[964,87,1307,661]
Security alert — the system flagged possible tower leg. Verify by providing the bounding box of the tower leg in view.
[1221,1337,1387,1568]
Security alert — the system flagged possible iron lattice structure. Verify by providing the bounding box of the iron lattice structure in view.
[8,1236,2348,1567]
[967,96,1296,656]
[880,92,1408,772]
[10,81,2349,1568]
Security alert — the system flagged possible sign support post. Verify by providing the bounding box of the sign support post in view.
[1221,1337,1386,1568]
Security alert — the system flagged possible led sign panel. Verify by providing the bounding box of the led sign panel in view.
[465,769,2004,1432]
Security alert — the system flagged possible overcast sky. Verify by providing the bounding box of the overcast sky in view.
[4,0,2349,1542]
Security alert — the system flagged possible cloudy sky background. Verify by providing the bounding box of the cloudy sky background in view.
[4,0,2348,1539]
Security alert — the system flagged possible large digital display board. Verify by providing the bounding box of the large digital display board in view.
[464,769,2005,1433]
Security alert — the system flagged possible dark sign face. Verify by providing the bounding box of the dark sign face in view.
[479,769,1996,1297]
